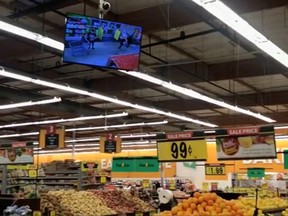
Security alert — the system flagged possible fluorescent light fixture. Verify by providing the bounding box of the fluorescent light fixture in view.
[0,132,38,138]
[119,70,275,123]
[0,112,128,129]
[0,67,217,128]
[275,126,288,130]
[205,136,288,141]
[64,140,156,148]
[0,120,166,139]
[120,133,157,138]
[191,0,288,68]
[204,130,216,134]
[65,133,157,143]
[65,120,168,132]
[65,138,100,143]
[0,97,61,110]
[0,20,64,51]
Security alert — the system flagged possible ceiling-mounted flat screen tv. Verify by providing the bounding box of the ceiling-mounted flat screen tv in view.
[63,13,143,71]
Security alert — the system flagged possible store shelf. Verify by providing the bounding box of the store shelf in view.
[45,170,80,174]
[43,182,78,185]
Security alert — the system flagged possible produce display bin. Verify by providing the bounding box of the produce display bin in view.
[0,196,40,213]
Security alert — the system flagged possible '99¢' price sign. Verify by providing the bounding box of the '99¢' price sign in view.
[157,140,207,162]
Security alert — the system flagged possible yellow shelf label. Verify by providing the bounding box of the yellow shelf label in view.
[28,170,37,178]
[100,176,107,183]
[33,211,42,216]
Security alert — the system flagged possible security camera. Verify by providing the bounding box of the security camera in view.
[99,1,111,13]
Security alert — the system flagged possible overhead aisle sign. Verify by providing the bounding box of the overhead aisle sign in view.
[100,133,122,153]
[39,125,65,149]
[216,125,276,160]
[157,131,207,162]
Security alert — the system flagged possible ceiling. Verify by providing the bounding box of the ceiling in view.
[0,0,288,151]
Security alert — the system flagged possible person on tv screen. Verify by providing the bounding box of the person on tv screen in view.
[118,30,131,49]
[86,28,98,49]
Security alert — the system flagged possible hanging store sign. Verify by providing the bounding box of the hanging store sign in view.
[216,125,276,160]
[39,126,65,149]
[157,131,207,162]
[0,142,34,164]
[100,133,122,153]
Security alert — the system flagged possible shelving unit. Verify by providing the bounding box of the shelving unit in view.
[0,166,7,194]
[0,167,89,193]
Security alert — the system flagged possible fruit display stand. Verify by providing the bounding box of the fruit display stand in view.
[38,189,157,216]
[154,191,288,216]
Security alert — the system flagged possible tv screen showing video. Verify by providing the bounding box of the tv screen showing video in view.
[63,13,143,71]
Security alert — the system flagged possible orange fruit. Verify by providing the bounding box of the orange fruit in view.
[172,206,180,215]
[207,199,214,206]
[190,203,197,210]
[177,211,185,216]
[182,201,189,210]
[194,192,201,198]
[178,203,183,209]
[232,205,239,211]
[198,196,204,203]
[184,211,191,216]
[191,197,198,204]
[216,207,222,214]
[211,193,217,201]
[201,202,207,208]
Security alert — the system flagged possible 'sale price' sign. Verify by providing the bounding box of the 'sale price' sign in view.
[205,164,226,175]
[157,132,207,162]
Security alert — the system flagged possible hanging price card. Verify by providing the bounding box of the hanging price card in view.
[157,131,207,162]
[205,164,226,175]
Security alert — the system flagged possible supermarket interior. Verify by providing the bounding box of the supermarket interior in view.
[1,0,288,216]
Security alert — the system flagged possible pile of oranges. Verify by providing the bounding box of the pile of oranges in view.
[158,192,244,216]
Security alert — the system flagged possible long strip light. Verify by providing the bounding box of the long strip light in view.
[65,133,157,143]
[66,120,168,132]
[0,20,64,51]
[191,0,288,68]
[0,97,61,110]
[35,142,156,153]
[0,132,38,138]
[64,140,156,148]
[119,70,275,123]
[0,120,167,139]
[0,67,217,127]
[0,112,128,129]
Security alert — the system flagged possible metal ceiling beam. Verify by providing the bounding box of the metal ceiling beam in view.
[7,0,81,19]
[205,111,288,126]
[149,89,288,111]
[141,29,217,49]
[116,0,288,33]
